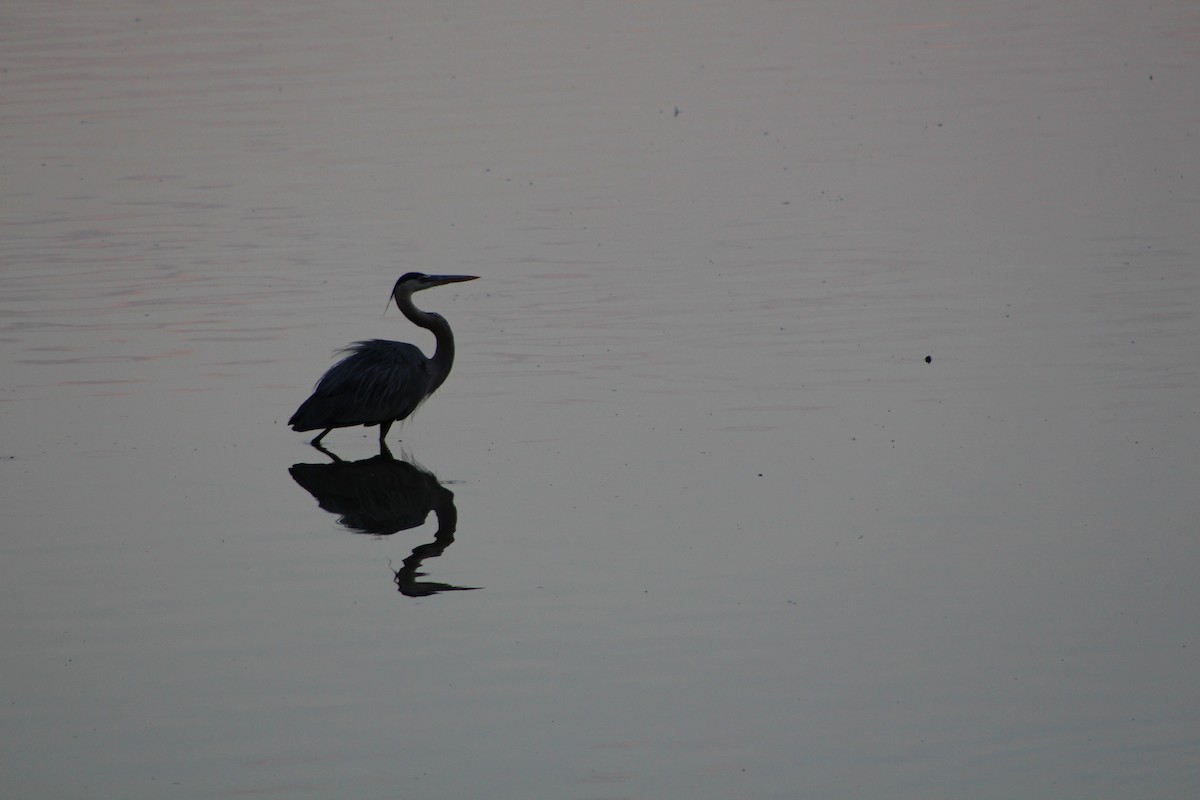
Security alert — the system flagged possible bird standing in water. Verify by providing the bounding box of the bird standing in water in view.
[289,273,478,447]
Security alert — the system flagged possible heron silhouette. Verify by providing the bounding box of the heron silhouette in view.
[289,273,478,446]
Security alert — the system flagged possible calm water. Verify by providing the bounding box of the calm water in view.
[3,1,1198,798]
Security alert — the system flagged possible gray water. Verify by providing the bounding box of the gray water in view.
[3,1,1198,798]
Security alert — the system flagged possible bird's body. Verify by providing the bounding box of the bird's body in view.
[288,339,434,434]
[289,273,478,446]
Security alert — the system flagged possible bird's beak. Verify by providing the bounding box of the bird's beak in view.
[425,274,479,287]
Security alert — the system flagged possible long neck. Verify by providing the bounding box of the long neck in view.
[397,291,455,390]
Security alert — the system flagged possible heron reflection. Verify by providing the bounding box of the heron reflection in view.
[289,445,479,596]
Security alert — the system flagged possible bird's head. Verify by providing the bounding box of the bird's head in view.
[389,273,479,312]
[391,272,479,302]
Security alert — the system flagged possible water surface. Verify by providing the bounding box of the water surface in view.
[2,1,1198,798]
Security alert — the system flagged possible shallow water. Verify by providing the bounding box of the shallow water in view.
[3,1,1198,798]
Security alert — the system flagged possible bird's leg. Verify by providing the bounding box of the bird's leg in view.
[378,420,394,444]
[310,428,331,446]
[314,441,344,462]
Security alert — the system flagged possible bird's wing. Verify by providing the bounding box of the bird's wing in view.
[307,340,434,425]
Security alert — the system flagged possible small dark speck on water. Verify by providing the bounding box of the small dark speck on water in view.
[925,355,932,363]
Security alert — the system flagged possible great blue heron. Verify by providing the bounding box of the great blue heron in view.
[289,272,478,446]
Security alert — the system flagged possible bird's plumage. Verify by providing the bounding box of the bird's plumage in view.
[289,340,433,432]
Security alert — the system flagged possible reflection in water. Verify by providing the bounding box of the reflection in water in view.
[289,446,479,597]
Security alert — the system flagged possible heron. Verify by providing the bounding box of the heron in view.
[289,272,479,447]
